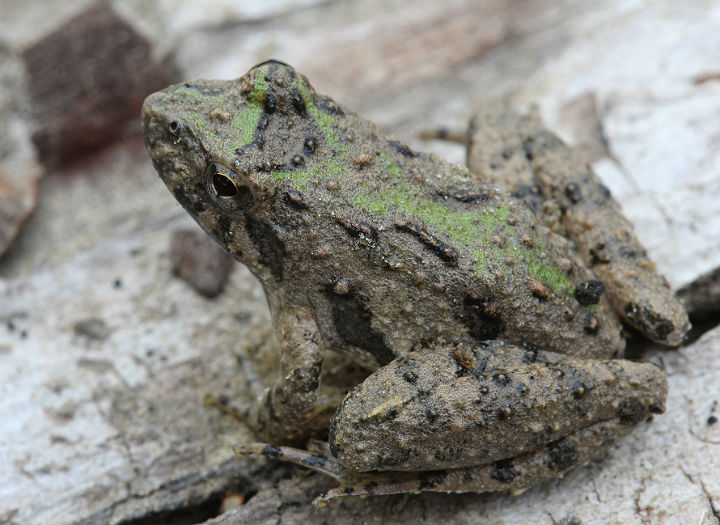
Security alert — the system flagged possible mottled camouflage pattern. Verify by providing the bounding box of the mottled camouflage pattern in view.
[142,61,681,500]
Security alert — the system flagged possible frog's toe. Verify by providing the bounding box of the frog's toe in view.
[233,441,349,481]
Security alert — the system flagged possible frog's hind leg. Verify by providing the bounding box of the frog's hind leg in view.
[315,416,639,505]
[516,112,689,345]
[467,104,689,345]
[234,417,652,505]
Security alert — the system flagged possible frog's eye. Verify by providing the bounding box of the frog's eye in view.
[208,164,255,212]
[212,172,237,196]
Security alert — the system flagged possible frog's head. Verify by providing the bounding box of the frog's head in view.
[142,60,342,277]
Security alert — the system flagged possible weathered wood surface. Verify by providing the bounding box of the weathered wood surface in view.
[1,1,719,524]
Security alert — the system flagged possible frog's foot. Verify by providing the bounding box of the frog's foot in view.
[236,415,650,506]
[317,416,646,505]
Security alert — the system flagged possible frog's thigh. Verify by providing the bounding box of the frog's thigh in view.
[319,416,632,503]
[329,348,667,472]
[250,308,323,442]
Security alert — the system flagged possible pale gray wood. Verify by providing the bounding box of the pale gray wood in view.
[1,0,719,524]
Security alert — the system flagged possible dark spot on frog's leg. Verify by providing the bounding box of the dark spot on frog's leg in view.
[363,482,378,495]
[387,139,418,157]
[245,216,286,281]
[303,454,328,468]
[324,285,394,366]
[617,400,646,425]
[460,293,505,340]
[623,303,675,341]
[493,373,511,387]
[575,280,605,305]
[618,245,638,259]
[492,458,519,483]
[418,470,448,489]
[522,344,539,363]
[571,381,587,399]
[291,154,305,168]
[395,220,459,264]
[284,190,309,210]
[402,371,418,384]
[582,313,599,334]
[589,242,611,265]
[598,183,612,200]
[511,185,542,202]
[546,439,579,472]
[261,445,283,458]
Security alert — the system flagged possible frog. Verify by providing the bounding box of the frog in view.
[141,60,689,504]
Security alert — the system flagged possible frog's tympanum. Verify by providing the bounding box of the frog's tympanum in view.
[142,60,689,504]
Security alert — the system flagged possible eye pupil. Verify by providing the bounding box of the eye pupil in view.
[168,121,179,133]
[212,172,238,196]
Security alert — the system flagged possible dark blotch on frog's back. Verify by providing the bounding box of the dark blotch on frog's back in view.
[395,220,459,264]
[460,294,505,340]
[388,139,417,157]
[324,283,395,366]
[437,188,492,204]
[337,216,378,242]
[245,216,286,281]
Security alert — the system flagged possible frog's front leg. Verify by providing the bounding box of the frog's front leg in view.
[249,307,324,443]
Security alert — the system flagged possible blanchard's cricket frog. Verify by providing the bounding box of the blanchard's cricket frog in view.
[142,60,689,503]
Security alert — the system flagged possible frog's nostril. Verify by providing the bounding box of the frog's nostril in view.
[212,172,238,196]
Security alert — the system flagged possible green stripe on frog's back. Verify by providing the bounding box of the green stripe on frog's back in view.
[227,70,269,153]
[350,154,575,297]
[264,81,574,297]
